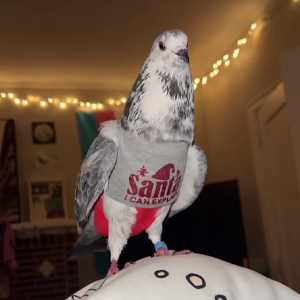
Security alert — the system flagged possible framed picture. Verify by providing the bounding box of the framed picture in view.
[32,122,56,144]
[0,119,21,223]
[28,180,68,223]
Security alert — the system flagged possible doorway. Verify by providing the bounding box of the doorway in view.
[246,82,300,292]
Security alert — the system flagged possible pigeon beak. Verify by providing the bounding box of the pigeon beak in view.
[176,49,189,63]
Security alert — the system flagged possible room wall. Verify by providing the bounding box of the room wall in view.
[195,1,300,258]
[0,88,127,222]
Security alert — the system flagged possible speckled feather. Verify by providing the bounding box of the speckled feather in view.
[75,129,118,227]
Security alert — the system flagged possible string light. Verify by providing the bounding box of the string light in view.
[0,21,258,109]
[202,77,208,85]
[198,21,257,88]
[233,48,240,58]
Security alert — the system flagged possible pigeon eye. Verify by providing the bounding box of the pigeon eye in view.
[159,42,166,51]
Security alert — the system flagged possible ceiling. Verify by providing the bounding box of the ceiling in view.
[0,0,273,91]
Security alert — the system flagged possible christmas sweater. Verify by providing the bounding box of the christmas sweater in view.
[105,129,189,208]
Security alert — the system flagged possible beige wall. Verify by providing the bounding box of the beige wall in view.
[0,88,127,222]
[194,2,300,257]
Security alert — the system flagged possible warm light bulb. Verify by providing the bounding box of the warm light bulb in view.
[79,102,84,107]
[66,98,71,103]
[40,101,47,107]
[48,98,53,103]
[86,102,91,107]
[60,102,66,108]
[14,98,20,104]
[108,98,115,105]
[202,77,208,85]
[213,69,219,75]
[223,54,229,61]
[233,49,239,58]
[210,72,215,78]
[22,100,28,105]
[92,104,97,109]
[73,98,78,103]
[97,104,103,109]
[213,63,218,69]
[1,93,6,98]
[116,100,121,106]
[217,60,222,66]
[251,23,257,30]
[121,97,127,104]
[194,78,200,84]
[8,93,14,99]
[225,60,230,66]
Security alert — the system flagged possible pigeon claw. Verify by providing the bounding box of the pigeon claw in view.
[106,260,119,277]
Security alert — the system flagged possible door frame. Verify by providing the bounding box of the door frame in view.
[245,80,293,285]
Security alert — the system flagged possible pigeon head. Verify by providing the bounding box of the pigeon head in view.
[121,30,195,143]
[149,30,189,65]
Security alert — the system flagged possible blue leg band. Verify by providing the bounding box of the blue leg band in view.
[155,241,168,252]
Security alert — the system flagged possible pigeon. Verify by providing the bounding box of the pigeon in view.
[69,29,208,277]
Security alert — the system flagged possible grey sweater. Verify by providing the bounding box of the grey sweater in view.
[105,129,189,208]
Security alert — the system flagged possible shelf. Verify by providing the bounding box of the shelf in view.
[12,219,77,231]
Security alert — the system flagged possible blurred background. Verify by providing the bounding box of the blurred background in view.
[1,0,300,299]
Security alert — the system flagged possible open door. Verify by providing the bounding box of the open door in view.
[246,82,300,292]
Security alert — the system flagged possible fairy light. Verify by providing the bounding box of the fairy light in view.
[233,48,239,58]
[0,19,260,108]
[108,98,115,105]
[202,76,208,85]
[237,38,247,46]
[0,92,117,110]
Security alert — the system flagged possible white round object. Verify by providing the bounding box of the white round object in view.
[67,253,300,300]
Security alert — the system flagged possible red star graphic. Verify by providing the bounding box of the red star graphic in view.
[138,166,148,177]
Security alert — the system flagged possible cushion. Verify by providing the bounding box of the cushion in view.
[66,253,300,300]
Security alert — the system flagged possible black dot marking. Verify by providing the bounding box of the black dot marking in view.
[186,273,206,289]
[154,269,169,278]
[215,295,227,300]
